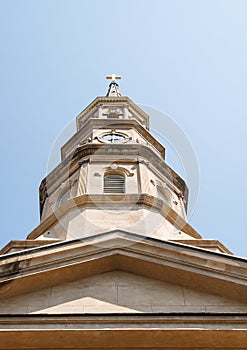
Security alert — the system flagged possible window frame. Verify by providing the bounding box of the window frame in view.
[103,172,125,194]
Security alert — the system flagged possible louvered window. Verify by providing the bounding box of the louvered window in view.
[104,174,125,193]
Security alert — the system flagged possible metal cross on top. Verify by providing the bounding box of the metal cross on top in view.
[106,74,122,81]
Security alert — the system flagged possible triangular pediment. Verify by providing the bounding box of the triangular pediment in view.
[1,231,247,349]
[1,270,246,314]
[1,230,247,305]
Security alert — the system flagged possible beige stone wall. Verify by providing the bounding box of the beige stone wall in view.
[36,203,193,241]
[63,207,191,241]
[0,270,246,314]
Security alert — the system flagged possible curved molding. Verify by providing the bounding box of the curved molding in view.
[104,165,134,177]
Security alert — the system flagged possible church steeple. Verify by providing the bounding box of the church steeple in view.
[0,78,232,255]
[29,77,200,243]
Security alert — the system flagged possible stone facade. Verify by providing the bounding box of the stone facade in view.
[1,270,246,315]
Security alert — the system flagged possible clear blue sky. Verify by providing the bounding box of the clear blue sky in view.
[0,0,247,257]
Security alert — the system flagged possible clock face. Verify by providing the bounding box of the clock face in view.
[102,133,126,143]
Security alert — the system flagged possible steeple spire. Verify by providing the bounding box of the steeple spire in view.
[106,73,122,97]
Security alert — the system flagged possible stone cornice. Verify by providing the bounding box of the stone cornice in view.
[75,96,150,130]
[1,231,247,303]
[0,240,62,255]
[61,118,164,161]
[31,193,196,241]
[44,144,169,192]
[172,239,233,255]
[1,313,247,327]
[0,324,247,349]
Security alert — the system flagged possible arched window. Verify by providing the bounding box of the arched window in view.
[103,173,125,193]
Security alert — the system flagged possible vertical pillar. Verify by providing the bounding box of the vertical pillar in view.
[77,161,89,195]
[97,104,103,118]
[138,159,155,196]
[123,104,129,119]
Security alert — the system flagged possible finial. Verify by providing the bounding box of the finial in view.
[106,73,122,97]
[106,74,122,82]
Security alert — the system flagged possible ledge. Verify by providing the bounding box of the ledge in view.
[29,193,200,240]
[0,240,62,255]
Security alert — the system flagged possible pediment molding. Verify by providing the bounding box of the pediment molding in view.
[1,231,247,303]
